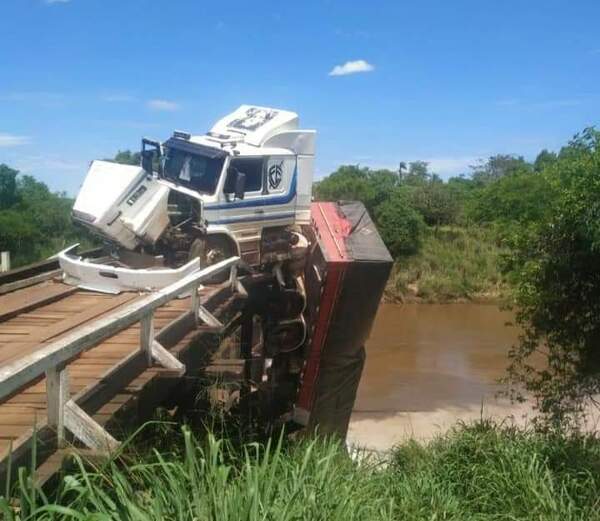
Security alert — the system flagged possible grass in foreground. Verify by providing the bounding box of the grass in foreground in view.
[2,420,600,520]
[388,226,507,302]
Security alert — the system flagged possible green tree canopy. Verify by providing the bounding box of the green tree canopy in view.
[467,170,553,227]
[313,165,399,215]
[0,164,20,210]
[0,166,93,266]
[505,128,600,427]
[375,190,424,256]
[471,154,531,184]
[107,150,141,166]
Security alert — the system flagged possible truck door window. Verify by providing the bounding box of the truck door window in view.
[225,158,263,194]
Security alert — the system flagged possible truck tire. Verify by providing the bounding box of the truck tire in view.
[189,235,235,284]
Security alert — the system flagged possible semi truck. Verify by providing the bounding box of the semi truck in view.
[59,106,392,436]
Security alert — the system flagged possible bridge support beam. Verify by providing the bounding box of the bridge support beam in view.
[46,366,119,452]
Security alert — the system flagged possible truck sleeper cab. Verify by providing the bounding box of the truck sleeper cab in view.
[71,105,315,269]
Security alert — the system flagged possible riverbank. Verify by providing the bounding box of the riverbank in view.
[4,422,600,520]
[385,226,509,303]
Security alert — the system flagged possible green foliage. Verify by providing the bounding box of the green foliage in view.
[534,149,558,172]
[467,170,554,227]
[470,154,531,184]
[403,181,461,226]
[3,421,600,520]
[388,227,505,302]
[375,190,424,256]
[0,164,20,210]
[504,128,600,428]
[313,164,399,215]
[0,165,94,267]
[109,150,141,166]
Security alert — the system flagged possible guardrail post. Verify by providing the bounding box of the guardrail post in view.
[191,284,200,325]
[0,252,10,273]
[229,263,238,292]
[46,365,69,448]
[140,312,154,365]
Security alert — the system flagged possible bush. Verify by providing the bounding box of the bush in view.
[505,128,600,428]
[375,190,425,256]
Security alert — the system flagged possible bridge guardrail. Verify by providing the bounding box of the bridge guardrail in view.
[0,256,241,452]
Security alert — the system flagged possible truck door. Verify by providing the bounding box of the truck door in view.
[261,155,297,224]
[220,156,266,226]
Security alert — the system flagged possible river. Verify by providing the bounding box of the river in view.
[348,303,530,450]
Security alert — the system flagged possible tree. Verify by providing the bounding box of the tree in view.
[0,165,92,266]
[404,182,460,226]
[0,164,19,210]
[471,154,531,184]
[403,161,431,185]
[467,170,553,227]
[313,165,399,215]
[374,190,424,256]
[533,149,557,172]
[109,150,141,166]
[504,128,600,428]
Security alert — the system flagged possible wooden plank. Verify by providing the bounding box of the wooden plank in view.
[0,271,62,296]
[0,258,238,400]
[151,340,185,375]
[64,400,119,452]
[0,283,77,322]
[0,293,135,366]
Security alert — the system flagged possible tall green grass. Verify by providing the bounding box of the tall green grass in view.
[2,420,600,520]
[388,226,507,302]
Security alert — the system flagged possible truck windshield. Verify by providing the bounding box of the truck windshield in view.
[162,147,224,195]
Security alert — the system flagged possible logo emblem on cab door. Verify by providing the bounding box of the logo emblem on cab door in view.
[268,162,283,190]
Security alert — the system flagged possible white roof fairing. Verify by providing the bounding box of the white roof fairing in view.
[209,105,299,147]
[178,105,314,157]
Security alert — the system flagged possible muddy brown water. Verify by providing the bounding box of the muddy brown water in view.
[354,303,519,416]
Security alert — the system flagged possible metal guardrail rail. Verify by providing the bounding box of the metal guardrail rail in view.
[0,256,241,453]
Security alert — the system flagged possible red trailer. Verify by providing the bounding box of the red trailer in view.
[295,202,393,437]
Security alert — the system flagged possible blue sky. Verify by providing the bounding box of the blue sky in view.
[1,0,599,195]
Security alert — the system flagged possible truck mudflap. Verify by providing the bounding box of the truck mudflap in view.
[58,244,201,294]
[294,202,393,438]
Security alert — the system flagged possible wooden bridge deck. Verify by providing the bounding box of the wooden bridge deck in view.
[0,275,241,486]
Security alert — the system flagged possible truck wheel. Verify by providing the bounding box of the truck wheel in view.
[189,236,235,284]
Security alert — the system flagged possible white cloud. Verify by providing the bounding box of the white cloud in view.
[147,99,180,111]
[495,98,520,107]
[0,133,31,147]
[0,91,66,108]
[423,157,479,177]
[495,98,583,110]
[102,93,137,102]
[329,59,374,76]
[533,99,581,109]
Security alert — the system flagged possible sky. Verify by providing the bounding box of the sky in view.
[1,0,599,195]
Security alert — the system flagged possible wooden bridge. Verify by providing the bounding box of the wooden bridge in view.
[0,256,248,488]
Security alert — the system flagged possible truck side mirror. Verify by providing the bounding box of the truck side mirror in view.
[141,150,154,174]
[235,172,246,200]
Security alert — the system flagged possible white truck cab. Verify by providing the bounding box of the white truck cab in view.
[72,106,316,268]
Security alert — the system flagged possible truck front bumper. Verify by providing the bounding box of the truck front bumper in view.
[58,245,201,294]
